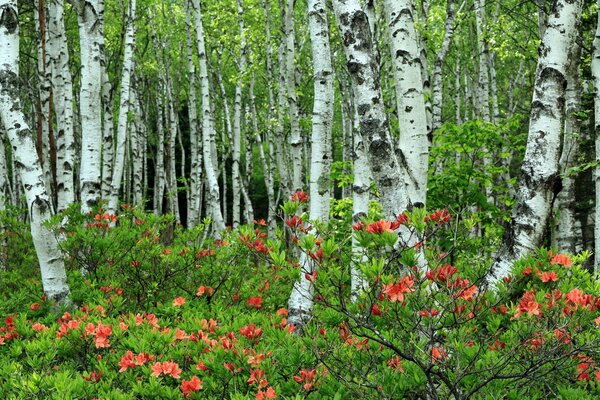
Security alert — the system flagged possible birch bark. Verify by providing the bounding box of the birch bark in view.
[108,0,136,215]
[70,0,104,213]
[593,5,600,272]
[384,0,429,206]
[47,0,75,211]
[191,0,226,236]
[490,0,582,282]
[333,0,409,220]
[287,0,334,329]
[0,0,70,302]
[284,0,303,192]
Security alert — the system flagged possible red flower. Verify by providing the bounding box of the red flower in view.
[418,308,440,318]
[425,264,457,283]
[294,368,318,391]
[366,220,394,234]
[352,221,364,231]
[180,376,203,397]
[173,297,186,307]
[371,304,382,316]
[240,324,263,340]
[425,209,451,224]
[285,215,303,230]
[550,253,572,267]
[305,270,318,283]
[539,271,558,282]
[256,387,277,399]
[290,191,309,203]
[29,303,41,311]
[386,356,404,372]
[431,346,446,363]
[196,286,214,297]
[247,297,263,308]
[513,291,541,318]
[151,361,182,379]
[382,275,415,303]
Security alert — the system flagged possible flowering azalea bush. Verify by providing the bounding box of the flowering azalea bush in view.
[0,203,599,398]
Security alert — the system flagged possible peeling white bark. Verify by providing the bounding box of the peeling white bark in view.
[490,0,582,282]
[191,0,226,236]
[108,0,136,215]
[0,0,70,302]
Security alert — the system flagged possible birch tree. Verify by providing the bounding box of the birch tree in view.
[108,0,136,215]
[384,0,430,206]
[47,0,76,211]
[287,0,334,328]
[333,0,409,220]
[0,0,70,302]
[284,0,303,192]
[191,0,226,236]
[490,0,582,282]
[69,0,104,213]
[593,4,600,272]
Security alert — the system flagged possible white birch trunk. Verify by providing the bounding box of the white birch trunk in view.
[431,0,462,131]
[333,0,409,220]
[554,43,582,254]
[154,84,166,215]
[287,0,334,329]
[262,0,277,237]
[130,88,144,207]
[593,5,600,272]
[48,0,75,211]
[384,0,429,206]
[284,0,303,192]
[71,0,104,213]
[275,32,292,200]
[108,0,136,215]
[191,0,226,236]
[100,60,114,200]
[474,0,490,122]
[186,3,201,227]
[231,0,247,228]
[0,0,70,302]
[490,0,582,282]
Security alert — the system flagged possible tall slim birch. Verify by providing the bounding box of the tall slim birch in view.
[490,0,582,282]
[0,0,70,302]
[287,0,334,328]
[384,0,429,206]
[69,0,104,212]
[593,4,600,272]
[47,0,75,211]
[191,0,226,236]
[284,0,303,192]
[108,0,136,214]
[333,0,409,220]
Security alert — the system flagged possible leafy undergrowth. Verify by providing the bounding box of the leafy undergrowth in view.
[0,199,600,399]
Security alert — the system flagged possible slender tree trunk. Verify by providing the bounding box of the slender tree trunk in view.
[431,0,462,131]
[186,2,201,227]
[384,0,429,206]
[108,0,136,214]
[48,0,75,211]
[284,0,303,192]
[333,0,409,220]
[0,0,70,302]
[287,0,334,329]
[554,43,582,254]
[231,0,247,228]
[130,87,144,207]
[490,0,583,282]
[71,0,104,213]
[153,82,166,215]
[593,5,600,272]
[191,0,226,236]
